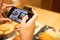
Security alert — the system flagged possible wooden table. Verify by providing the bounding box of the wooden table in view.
[4,0,60,29]
[14,6,60,40]
[1,6,60,40]
[30,6,60,29]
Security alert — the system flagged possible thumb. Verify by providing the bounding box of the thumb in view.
[2,18,12,23]
[21,15,28,24]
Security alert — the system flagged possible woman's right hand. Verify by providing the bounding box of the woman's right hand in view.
[16,9,38,40]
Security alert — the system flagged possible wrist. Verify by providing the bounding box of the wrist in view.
[19,29,34,40]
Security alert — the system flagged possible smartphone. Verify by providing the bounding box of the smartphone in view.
[7,7,34,23]
[23,6,32,12]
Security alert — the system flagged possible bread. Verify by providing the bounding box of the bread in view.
[0,21,19,35]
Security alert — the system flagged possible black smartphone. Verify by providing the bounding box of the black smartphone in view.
[7,7,34,23]
[23,6,32,12]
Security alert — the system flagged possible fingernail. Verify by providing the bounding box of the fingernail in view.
[25,15,28,19]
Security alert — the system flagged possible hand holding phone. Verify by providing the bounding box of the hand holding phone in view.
[7,7,34,23]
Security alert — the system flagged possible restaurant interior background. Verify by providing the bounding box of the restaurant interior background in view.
[3,0,60,29]
[2,0,60,32]
[0,0,60,40]
[4,0,60,13]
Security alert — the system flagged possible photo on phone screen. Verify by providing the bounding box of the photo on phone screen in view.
[7,7,34,23]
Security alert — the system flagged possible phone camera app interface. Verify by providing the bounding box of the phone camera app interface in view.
[9,8,27,23]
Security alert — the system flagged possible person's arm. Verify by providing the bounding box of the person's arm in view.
[16,9,38,40]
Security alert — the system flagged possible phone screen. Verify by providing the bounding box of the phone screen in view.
[7,7,34,23]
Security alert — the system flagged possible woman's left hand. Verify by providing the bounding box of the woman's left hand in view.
[0,18,12,24]
[0,1,16,23]
[0,3,15,15]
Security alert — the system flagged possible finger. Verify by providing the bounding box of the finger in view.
[2,18,12,22]
[21,15,28,24]
[2,4,14,9]
[0,18,12,24]
[3,4,15,7]
[32,9,37,15]
[15,26,21,33]
[0,4,15,14]
[1,3,15,10]
[15,27,20,32]
[3,3,17,7]
[27,9,38,24]
[6,18,12,22]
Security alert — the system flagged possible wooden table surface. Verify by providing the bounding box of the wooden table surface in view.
[4,0,60,29]
[31,6,60,29]
[14,6,60,40]
[0,6,60,40]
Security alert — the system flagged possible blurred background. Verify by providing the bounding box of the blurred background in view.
[4,0,60,13]
[1,0,60,40]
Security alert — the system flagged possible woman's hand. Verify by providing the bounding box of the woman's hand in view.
[0,0,15,17]
[0,4,13,24]
[0,4,14,24]
[0,18,12,24]
[0,3,15,15]
[0,0,15,24]
[16,9,38,40]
